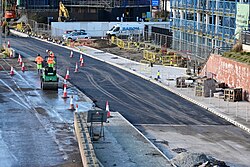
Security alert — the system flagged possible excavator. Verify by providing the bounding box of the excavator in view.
[58,1,70,22]
[3,0,17,21]
[1,0,17,34]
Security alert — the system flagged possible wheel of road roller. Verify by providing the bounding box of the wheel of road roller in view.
[41,80,58,91]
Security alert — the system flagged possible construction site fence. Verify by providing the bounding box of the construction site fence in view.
[28,20,51,37]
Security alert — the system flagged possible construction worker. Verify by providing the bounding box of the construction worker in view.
[35,54,44,73]
[47,56,55,68]
[46,49,55,59]
[157,70,160,80]
[170,58,173,66]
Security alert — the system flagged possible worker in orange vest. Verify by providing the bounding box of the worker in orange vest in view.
[35,54,44,73]
[47,56,55,68]
[46,49,55,59]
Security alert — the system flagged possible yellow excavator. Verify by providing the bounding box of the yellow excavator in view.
[58,1,70,22]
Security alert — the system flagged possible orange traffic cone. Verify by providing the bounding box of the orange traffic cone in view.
[21,63,25,72]
[17,54,21,63]
[7,40,10,48]
[69,95,75,110]
[79,54,83,62]
[62,85,68,98]
[10,66,14,76]
[65,69,70,80]
[74,62,78,73]
[80,58,84,67]
[75,104,78,112]
[19,58,23,66]
[70,51,73,58]
[63,79,67,88]
[106,100,111,118]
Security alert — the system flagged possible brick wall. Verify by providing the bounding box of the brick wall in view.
[201,54,250,101]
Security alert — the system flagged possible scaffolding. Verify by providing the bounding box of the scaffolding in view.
[170,0,237,60]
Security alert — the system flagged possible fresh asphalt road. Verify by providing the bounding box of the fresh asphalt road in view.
[9,36,229,125]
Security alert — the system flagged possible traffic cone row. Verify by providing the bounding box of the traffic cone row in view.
[62,53,87,111]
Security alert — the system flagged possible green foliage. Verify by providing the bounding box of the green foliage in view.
[223,51,250,65]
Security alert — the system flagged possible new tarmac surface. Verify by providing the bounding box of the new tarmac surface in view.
[4,35,250,166]
[9,36,229,125]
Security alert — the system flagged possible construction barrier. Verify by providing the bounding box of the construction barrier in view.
[109,37,187,67]
[143,50,161,63]
[161,53,187,67]
[117,38,125,49]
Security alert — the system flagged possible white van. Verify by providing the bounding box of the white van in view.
[106,23,144,37]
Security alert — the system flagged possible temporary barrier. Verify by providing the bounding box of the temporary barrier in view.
[117,38,125,49]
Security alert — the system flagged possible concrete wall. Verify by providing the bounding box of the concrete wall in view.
[201,54,250,101]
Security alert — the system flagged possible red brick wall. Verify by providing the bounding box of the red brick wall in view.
[201,54,250,101]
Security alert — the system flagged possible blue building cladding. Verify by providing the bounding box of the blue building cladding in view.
[170,0,237,59]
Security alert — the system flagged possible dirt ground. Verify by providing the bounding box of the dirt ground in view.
[78,39,145,63]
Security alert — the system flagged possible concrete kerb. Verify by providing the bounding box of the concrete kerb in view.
[10,29,29,38]
[13,31,250,137]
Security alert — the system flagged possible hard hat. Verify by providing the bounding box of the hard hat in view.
[46,50,49,53]
[37,54,40,56]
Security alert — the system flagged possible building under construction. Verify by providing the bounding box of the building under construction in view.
[17,0,151,22]
[170,0,248,60]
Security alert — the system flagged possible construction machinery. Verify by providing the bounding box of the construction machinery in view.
[3,0,17,21]
[58,1,70,22]
[40,56,58,90]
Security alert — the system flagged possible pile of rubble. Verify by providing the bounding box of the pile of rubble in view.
[171,152,229,167]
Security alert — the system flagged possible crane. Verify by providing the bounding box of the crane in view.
[58,1,70,22]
